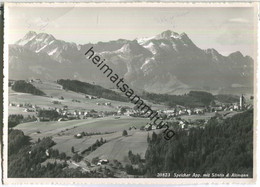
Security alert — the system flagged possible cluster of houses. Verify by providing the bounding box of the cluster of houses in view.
[29,78,42,84]
[146,95,251,120]
[114,106,206,119]
[9,100,122,121]
[56,106,140,121]
[143,118,206,132]
[9,102,40,112]
[57,109,104,120]
[96,102,112,106]
[85,95,99,99]
[9,92,252,123]
[141,95,253,132]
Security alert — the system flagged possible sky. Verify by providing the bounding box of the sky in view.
[7,5,256,57]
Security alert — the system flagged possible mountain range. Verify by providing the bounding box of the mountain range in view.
[9,30,254,95]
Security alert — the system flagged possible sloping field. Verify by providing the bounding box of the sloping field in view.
[52,132,122,157]
[14,116,152,162]
[86,130,149,164]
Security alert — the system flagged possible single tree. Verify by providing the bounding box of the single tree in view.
[122,130,128,136]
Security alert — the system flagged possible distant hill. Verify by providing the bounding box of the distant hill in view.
[57,79,128,102]
[215,94,239,103]
[9,30,254,95]
[142,91,215,107]
[142,91,240,107]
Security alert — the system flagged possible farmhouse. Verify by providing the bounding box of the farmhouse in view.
[66,114,78,120]
[79,111,85,115]
[45,149,50,157]
[17,104,23,107]
[24,108,35,112]
[86,95,97,99]
[178,120,189,129]
[9,103,16,107]
[194,108,205,114]
[73,110,79,115]
[97,159,109,166]
[56,108,62,113]
[187,109,192,115]
[144,123,151,131]
[164,109,175,115]
[233,104,239,110]
[58,118,67,122]
[8,80,15,86]
[144,123,157,131]
[151,125,157,130]
[76,133,82,138]
[105,102,111,106]
[124,109,135,116]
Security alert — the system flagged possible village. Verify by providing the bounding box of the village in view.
[9,81,252,132]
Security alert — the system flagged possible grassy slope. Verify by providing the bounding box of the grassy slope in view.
[14,116,153,163]
[86,130,149,164]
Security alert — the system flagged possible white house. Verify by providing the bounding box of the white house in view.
[187,109,192,115]
[164,110,175,114]
[45,149,50,157]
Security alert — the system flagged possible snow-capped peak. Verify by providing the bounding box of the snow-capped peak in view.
[16,31,56,46]
[24,31,37,38]
[137,36,156,45]
[158,30,180,39]
[16,31,37,46]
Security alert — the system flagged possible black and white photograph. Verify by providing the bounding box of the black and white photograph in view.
[2,2,257,184]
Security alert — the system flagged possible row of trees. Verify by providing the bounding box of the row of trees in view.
[8,114,37,128]
[125,151,145,175]
[80,138,106,155]
[37,110,60,120]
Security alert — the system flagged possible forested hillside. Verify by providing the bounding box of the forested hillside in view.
[57,79,128,102]
[8,130,99,177]
[145,110,253,177]
[11,80,45,96]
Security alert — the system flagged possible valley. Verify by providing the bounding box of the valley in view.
[8,79,252,177]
